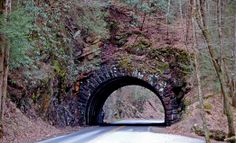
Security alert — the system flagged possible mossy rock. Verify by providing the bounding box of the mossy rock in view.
[118,56,133,72]
[195,101,212,113]
[52,60,66,77]
[184,98,192,106]
[113,33,130,47]
[118,46,192,77]
[192,124,227,141]
[204,102,212,110]
[204,102,213,113]
[149,47,192,77]
[148,47,193,63]
[126,37,151,56]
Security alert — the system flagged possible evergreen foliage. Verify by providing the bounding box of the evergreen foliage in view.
[76,1,109,38]
[0,2,37,69]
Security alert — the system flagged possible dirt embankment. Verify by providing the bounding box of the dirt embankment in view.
[152,90,236,143]
[1,100,80,143]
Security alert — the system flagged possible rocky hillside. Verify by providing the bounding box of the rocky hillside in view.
[7,0,192,127]
[2,0,236,143]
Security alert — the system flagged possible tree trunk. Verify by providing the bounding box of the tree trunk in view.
[194,0,236,142]
[232,94,236,108]
[0,35,5,138]
[216,0,223,66]
[4,0,11,16]
[233,1,236,108]
[0,0,5,138]
[178,0,184,43]
[194,50,211,143]
[184,0,193,49]
[166,0,171,39]
[140,13,147,31]
[234,1,236,80]
[0,34,9,139]
[192,15,211,143]
[0,0,10,138]
[179,0,183,21]
[216,0,228,115]
[192,1,210,142]
[0,0,4,13]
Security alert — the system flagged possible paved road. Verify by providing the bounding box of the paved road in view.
[38,122,205,143]
[110,119,165,124]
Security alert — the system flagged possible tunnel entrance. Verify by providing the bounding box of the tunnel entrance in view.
[86,77,166,125]
[103,85,165,124]
[78,66,184,126]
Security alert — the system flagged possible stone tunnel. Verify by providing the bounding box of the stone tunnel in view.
[78,65,188,126]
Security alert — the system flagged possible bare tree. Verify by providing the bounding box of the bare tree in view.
[166,0,171,39]
[178,0,184,43]
[235,3,236,77]
[216,0,229,115]
[193,0,235,142]
[233,2,236,108]
[216,0,223,65]
[179,0,183,21]
[192,12,211,142]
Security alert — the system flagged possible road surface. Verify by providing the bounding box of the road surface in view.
[109,119,165,125]
[38,121,205,143]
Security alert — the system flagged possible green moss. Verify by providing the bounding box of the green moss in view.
[52,60,66,77]
[196,102,212,111]
[126,37,151,55]
[204,102,213,110]
[114,34,129,47]
[118,45,192,78]
[158,63,169,74]
[184,98,192,106]
[118,57,133,71]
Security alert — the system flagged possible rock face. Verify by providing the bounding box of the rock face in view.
[42,45,192,127]
[8,48,191,127]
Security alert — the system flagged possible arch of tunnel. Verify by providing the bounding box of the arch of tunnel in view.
[78,65,186,126]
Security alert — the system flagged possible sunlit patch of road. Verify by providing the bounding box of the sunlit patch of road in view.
[110,119,165,124]
[87,131,205,143]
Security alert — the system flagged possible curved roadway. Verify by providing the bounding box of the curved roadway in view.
[38,120,204,143]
